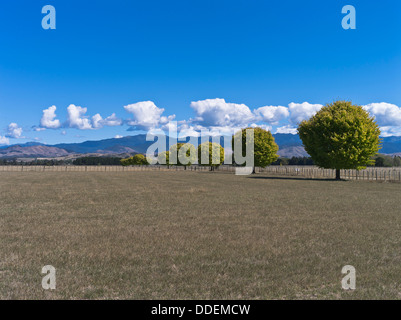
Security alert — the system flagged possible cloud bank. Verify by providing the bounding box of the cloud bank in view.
[36,100,401,138]
[4,99,401,141]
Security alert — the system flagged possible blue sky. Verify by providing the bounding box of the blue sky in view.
[0,0,400,145]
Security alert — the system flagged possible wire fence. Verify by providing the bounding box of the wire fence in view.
[1,165,401,181]
[257,165,401,182]
[0,165,221,173]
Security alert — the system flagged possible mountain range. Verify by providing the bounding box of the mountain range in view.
[1,133,401,159]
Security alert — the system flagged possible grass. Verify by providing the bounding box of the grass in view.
[0,170,400,299]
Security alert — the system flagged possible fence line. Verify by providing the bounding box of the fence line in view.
[0,165,222,173]
[0,165,400,181]
[256,165,401,182]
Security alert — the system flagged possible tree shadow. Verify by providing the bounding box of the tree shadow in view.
[248,175,345,182]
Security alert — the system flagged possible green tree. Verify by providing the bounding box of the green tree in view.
[133,154,149,165]
[197,142,225,168]
[298,100,381,180]
[169,143,196,166]
[120,154,149,166]
[232,127,279,173]
[374,156,385,167]
[393,156,401,167]
[372,154,394,167]
[271,157,289,166]
[157,151,170,165]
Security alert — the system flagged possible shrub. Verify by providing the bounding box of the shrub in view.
[120,154,149,166]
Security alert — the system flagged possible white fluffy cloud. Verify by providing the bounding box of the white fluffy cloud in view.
[188,99,324,134]
[275,125,298,134]
[0,136,9,145]
[177,125,201,138]
[186,99,323,135]
[250,123,273,132]
[67,104,93,130]
[379,126,401,137]
[6,123,23,138]
[92,113,122,129]
[91,114,103,129]
[190,98,255,127]
[363,102,401,126]
[40,105,61,129]
[254,105,289,124]
[20,99,401,139]
[66,105,122,130]
[124,101,175,130]
[102,113,123,127]
[288,102,323,124]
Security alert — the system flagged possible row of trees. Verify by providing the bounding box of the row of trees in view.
[372,154,401,167]
[1,101,384,180]
[272,157,315,166]
[120,100,382,180]
[1,101,385,180]
[228,101,381,179]
[0,157,123,166]
[157,142,225,167]
[0,159,71,166]
[121,142,225,167]
[73,157,122,166]
[2,152,392,168]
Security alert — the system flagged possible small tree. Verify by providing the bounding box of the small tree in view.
[232,127,279,173]
[393,156,401,167]
[374,156,385,167]
[169,143,196,166]
[298,100,381,180]
[157,151,170,165]
[121,154,149,166]
[197,142,224,169]
[120,158,131,166]
[133,154,149,165]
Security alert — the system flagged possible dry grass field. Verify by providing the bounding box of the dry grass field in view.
[0,170,400,299]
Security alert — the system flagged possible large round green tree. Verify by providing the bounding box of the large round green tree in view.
[298,100,381,180]
[232,127,279,173]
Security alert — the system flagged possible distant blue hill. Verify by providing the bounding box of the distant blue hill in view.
[1,134,401,158]
[53,133,401,156]
[54,135,232,154]
[54,135,151,154]
[0,141,45,149]
[271,133,303,147]
[379,136,401,154]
